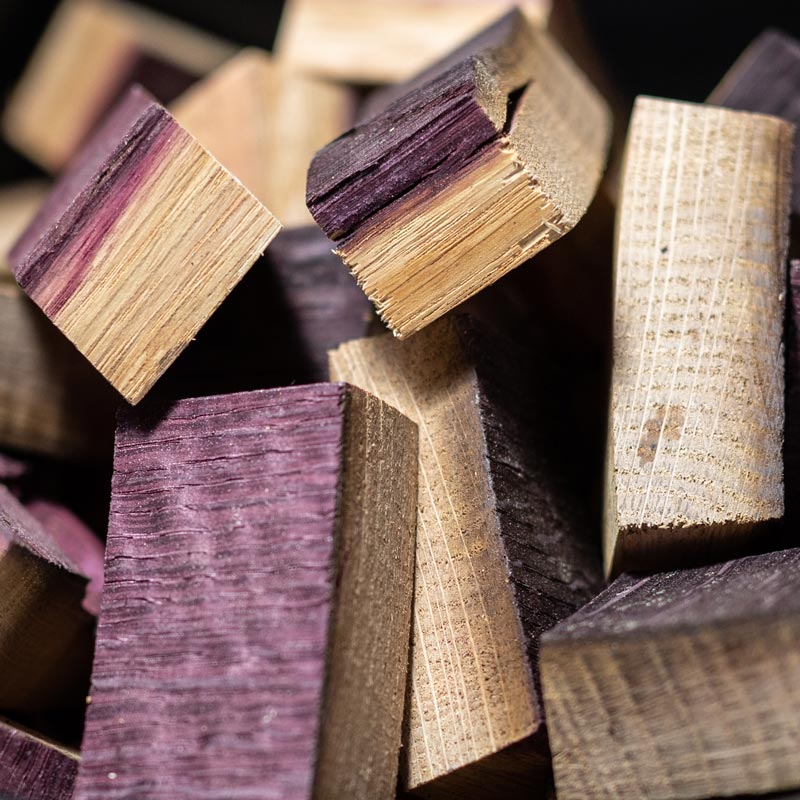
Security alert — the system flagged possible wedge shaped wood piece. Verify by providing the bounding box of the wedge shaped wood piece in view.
[0,719,78,800]
[172,48,355,228]
[606,97,792,576]
[276,0,550,84]
[2,0,234,172]
[542,548,800,800]
[308,11,610,338]
[330,316,601,797]
[8,86,281,405]
[74,384,417,800]
[709,29,800,215]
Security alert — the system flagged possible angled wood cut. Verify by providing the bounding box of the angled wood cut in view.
[8,86,281,405]
[330,316,601,797]
[709,28,800,214]
[74,384,417,800]
[275,0,551,84]
[606,97,792,576]
[542,548,800,799]
[2,0,234,172]
[307,10,611,338]
[172,48,355,228]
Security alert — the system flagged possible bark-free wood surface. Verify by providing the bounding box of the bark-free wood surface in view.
[330,316,601,797]
[8,86,280,405]
[606,97,792,576]
[787,260,800,528]
[276,0,550,84]
[542,548,800,799]
[308,10,611,338]
[3,0,234,172]
[709,29,800,215]
[74,383,417,800]
[0,181,48,282]
[172,48,354,228]
[0,718,78,800]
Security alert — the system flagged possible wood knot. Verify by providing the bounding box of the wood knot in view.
[637,404,685,466]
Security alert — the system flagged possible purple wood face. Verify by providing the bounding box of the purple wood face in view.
[0,721,77,800]
[74,384,350,800]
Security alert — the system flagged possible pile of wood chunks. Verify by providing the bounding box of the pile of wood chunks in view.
[0,0,799,798]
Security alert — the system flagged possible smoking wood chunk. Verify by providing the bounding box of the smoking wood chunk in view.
[307,10,611,338]
[709,29,800,215]
[0,485,95,744]
[74,383,417,800]
[0,719,78,800]
[8,86,281,405]
[606,97,792,576]
[329,315,601,797]
[0,182,49,282]
[2,0,234,173]
[276,0,550,84]
[172,48,355,228]
[542,548,800,800]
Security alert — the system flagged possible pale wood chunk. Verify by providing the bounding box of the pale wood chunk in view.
[8,86,281,405]
[172,48,355,228]
[542,548,800,800]
[74,384,417,800]
[606,96,792,576]
[308,10,611,338]
[2,0,234,172]
[330,315,600,797]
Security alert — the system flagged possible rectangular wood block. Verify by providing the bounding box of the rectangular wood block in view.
[172,48,355,228]
[606,96,792,576]
[2,0,234,172]
[307,10,611,338]
[275,0,551,84]
[541,548,800,799]
[74,383,418,800]
[8,85,281,405]
[329,315,601,797]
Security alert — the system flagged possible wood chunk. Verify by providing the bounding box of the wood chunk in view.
[74,384,417,800]
[8,86,281,405]
[0,181,48,282]
[541,549,800,799]
[276,0,550,84]
[606,97,792,576]
[2,0,234,172]
[172,48,355,228]
[0,718,78,800]
[307,10,611,338]
[329,315,601,797]
[709,29,800,215]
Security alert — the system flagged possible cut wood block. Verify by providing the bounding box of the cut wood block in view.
[0,484,95,744]
[74,384,417,800]
[606,97,792,576]
[709,29,800,215]
[0,719,78,800]
[8,85,281,405]
[172,48,355,228]
[329,315,601,797]
[541,548,800,800]
[276,0,550,84]
[0,181,49,281]
[307,10,611,338]
[2,0,234,172]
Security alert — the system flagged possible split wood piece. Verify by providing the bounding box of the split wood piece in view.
[329,315,601,798]
[709,29,800,215]
[2,0,234,173]
[0,485,95,745]
[606,96,792,577]
[542,548,800,800]
[74,384,417,800]
[275,0,550,85]
[172,48,355,228]
[307,10,611,338]
[787,260,800,529]
[0,181,48,282]
[8,85,281,405]
[0,718,79,800]
[0,284,117,459]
